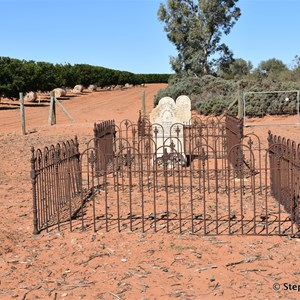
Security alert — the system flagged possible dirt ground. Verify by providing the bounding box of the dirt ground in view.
[0,84,300,300]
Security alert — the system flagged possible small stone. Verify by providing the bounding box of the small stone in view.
[210,275,215,282]
[90,234,96,242]
[99,242,105,249]
[148,213,155,220]
[121,258,127,262]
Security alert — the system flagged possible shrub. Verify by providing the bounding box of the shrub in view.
[154,75,300,117]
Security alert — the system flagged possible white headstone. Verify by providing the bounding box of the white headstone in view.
[150,95,191,162]
[176,95,192,124]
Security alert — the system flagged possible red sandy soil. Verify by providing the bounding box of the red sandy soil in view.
[0,84,300,300]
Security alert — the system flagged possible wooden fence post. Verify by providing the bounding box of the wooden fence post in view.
[238,86,244,119]
[48,91,56,125]
[19,92,26,135]
[297,90,300,126]
[55,98,75,123]
[219,97,238,121]
[141,91,146,117]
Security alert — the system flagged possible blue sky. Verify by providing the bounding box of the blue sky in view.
[0,0,299,73]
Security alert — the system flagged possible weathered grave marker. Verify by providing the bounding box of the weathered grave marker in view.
[176,95,192,124]
[150,95,191,161]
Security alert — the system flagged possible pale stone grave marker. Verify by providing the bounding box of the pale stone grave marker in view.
[176,95,192,124]
[150,95,191,162]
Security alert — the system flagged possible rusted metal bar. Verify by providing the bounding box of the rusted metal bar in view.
[31,147,38,235]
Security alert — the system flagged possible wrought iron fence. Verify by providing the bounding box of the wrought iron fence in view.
[267,131,300,228]
[31,117,300,236]
[31,137,82,234]
[77,137,297,236]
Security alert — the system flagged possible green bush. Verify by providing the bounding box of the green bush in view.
[155,75,300,117]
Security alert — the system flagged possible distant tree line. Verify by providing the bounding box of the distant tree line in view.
[217,56,300,82]
[0,56,171,99]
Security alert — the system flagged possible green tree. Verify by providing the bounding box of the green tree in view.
[290,55,300,81]
[0,57,27,98]
[290,55,300,70]
[158,0,241,76]
[257,58,288,78]
[219,58,253,79]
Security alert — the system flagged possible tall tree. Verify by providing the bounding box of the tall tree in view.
[158,0,241,76]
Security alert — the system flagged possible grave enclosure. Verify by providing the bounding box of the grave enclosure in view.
[31,96,300,236]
